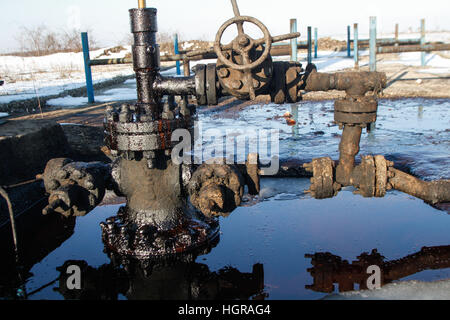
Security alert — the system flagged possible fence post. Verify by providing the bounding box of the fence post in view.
[369,17,377,72]
[395,23,399,43]
[307,26,312,64]
[290,19,298,61]
[81,32,95,103]
[314,27,318,58]
[347,25,351,57]
[174,34,181,75]
[354,23,359,69]
[421,19,426,66]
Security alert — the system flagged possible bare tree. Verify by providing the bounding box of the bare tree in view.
[13,25,98,56]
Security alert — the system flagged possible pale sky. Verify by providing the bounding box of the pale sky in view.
[1,0,449,53]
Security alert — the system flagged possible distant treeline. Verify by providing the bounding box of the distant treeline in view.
[2,25,98,57]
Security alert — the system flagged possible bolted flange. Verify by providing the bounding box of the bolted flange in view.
[303,157,340,199]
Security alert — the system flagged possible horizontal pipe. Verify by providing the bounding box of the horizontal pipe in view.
[376,43,450,54]
[89,58,132,65]
[153,75,196,96]
[389,168,450,204]
[349,38,421,45]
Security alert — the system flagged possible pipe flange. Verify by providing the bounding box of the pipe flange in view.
[193,64,207,105]
[42,158,108,217]
[101,207,220,259]
[206,63,218,105]
[303,157,340,199]
[188,162,245,217]
[351,155,394,198]
[286,62,303,103]
[334,96,378,126]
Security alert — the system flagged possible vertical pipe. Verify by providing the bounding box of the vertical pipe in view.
[347,25,351,57]
[81,32,95,103]
[354,23,359,69]
[174,34,181,75]
[421,19,426,66]
[130,7,160,118]
[307,26,312,64]
[336,125,363,186]
[138,0,146,8]
[369,17,377,72]
[290,19,298,62]
[314,27,318,59]
[183,59,191,77]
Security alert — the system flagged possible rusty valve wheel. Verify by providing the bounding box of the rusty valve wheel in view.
[214,15,273,71]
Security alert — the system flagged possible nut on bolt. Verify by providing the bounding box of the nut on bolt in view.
[231,80,243,90]
[218,68,230,78]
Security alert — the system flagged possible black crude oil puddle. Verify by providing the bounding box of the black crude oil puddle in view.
[3,178,448,300]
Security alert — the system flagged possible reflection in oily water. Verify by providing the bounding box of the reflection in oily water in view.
[0,206,76,299]
[305,245,450,293]
[54,242,266,301]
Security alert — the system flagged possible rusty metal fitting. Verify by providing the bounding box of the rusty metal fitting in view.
[303,157,339,199]
[336,125,362,186]
[305,71,387,96]
[334,96,378,127]
[350,155,388,198]
[188,162,245,217]
[42,158,110,217]
[388,168,450,204]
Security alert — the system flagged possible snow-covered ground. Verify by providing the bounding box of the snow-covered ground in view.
[1,33,450,106]
[326,279,450,300]
[0,46,134,104]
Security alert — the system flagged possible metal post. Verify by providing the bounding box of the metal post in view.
[290,19,298,61]
[395,23,399,43]
[307,26,312,64]
[314,27,318,58]
[354,23,359,69]
[347,25,351,57]
[174,34,181,75]
[369,17,377,72]
[421,19,426,66]
[81,32,95,103]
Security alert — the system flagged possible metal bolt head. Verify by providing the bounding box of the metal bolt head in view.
[85,181,95,190]
[57,170,69,180]
[218,68,230,78]
[238,35,250,47]
[231,80,243,90]
[72,170,85,179]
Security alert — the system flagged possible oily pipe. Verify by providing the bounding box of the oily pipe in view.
[389,169,450,204]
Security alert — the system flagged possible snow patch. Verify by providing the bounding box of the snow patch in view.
[325,279,450,300]
[46,88,138,107]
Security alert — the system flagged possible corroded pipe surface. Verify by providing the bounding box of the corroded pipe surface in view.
[389,168,450,204]
[305,71,386,96]
[336,125,362,186]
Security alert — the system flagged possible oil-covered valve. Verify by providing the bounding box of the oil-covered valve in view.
[215,0,300,100]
